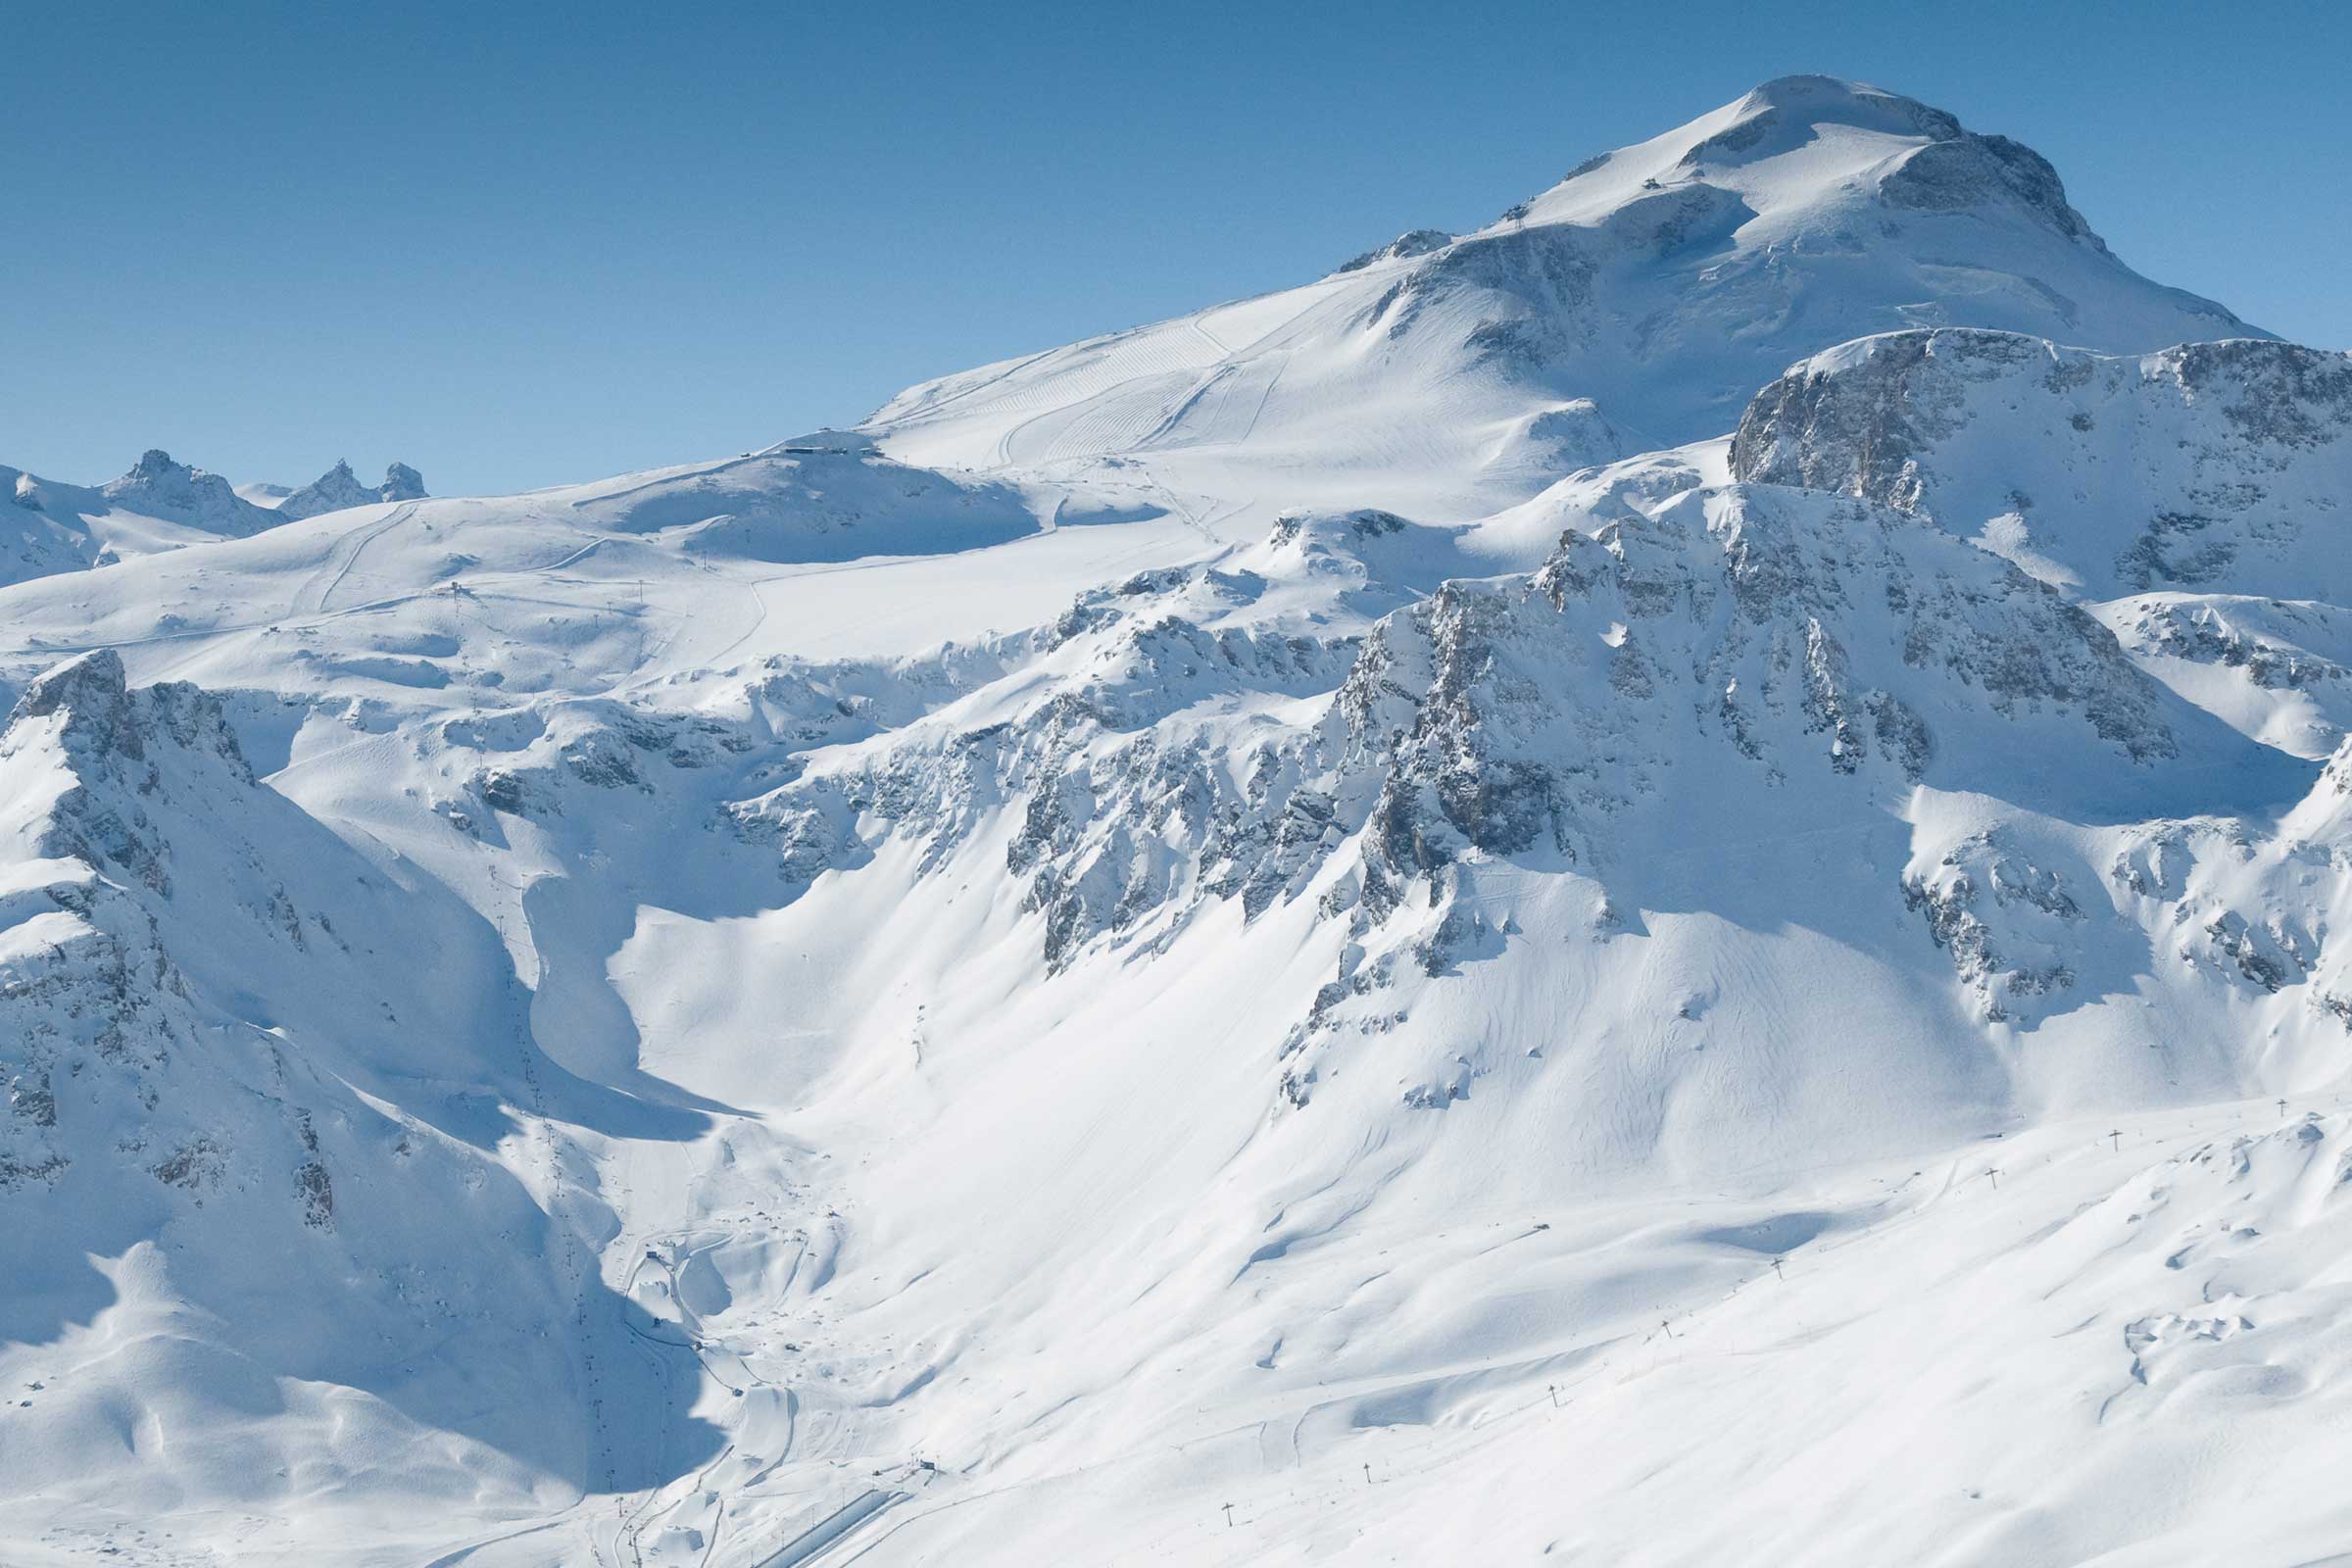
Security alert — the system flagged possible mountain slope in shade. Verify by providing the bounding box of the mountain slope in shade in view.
[0,652,717,1538]
[865,75,2258,526]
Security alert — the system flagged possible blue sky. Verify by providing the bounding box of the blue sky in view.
[5,0,2345,496]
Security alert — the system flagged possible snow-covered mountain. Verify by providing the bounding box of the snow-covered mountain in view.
[1732,328,2352,759]
[0,456,431,590]
[1733,330,2352,602]
[0,651,700,1525]
[275,458,430,520]
[0,449,287,588]
[869,75,2256,522]
[5,76,2351,1567]
[234,479,295,508]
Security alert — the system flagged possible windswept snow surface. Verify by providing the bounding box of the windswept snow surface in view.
[4,77,2352,1567]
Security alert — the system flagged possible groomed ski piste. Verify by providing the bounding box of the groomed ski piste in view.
[4,77,2352,1565]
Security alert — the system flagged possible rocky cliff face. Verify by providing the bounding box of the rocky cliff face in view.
[692,464,2316,1059]
[97,449,282,536]
[1730,330,2352,602]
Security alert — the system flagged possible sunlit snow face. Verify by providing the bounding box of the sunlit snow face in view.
[0,71,2341,1568]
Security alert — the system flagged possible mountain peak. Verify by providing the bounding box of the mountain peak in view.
[1680,75,1966,171]
[1508,74,2096,251]
[112,448,213,491]
[9,648,135,754]
[871,77,2255,496]
[277,458,430,520]
[382,460,426,501]
[1732,73,1941,122]
[96,448,276,536]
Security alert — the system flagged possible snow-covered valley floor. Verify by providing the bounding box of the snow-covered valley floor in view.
[25,1092,2352,1565]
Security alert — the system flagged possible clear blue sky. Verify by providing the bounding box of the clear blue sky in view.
[5,0,2345,496]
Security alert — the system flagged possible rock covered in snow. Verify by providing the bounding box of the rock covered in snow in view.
[1730,329,2352,601]
[276,458,431,519]
[1335,227,1452,273]
[97,449,281,536]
